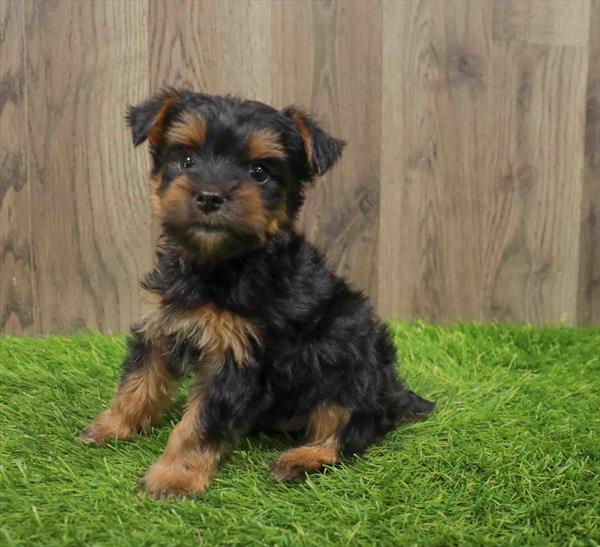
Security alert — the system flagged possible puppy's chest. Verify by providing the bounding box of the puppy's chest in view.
[142,296,260,367]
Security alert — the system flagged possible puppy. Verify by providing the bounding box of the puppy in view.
[79,89,434,499]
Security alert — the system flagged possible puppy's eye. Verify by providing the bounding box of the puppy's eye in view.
[249,164,269,184]
[178,155,195,170]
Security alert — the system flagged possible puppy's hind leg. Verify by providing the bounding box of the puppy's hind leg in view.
[270,402,351,481]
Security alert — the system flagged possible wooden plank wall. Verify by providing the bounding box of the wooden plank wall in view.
[1,0,598,334]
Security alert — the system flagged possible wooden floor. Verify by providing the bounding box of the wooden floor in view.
[1,0,599,334]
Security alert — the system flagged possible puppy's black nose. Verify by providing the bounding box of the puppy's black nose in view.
[196,191,224,213]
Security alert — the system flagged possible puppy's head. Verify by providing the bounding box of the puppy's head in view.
[126,89,345,260]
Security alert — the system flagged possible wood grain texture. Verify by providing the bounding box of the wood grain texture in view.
[149,0,272,99]
[272,0,382,303]
[482,42,588,325]
[24,0,150,333]
[492,0,591,47]
[0,0,35,334]
[380,0,491,321]
[1,0,598,333]
[578,0,600,324]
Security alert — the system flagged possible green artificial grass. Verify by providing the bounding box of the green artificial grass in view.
[1,323,599,546]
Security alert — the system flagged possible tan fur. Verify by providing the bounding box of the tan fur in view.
[140,289,163,309]
[231,182,291,240]
[79,345,176,445]
[247,129,286,160]
[231,181,269,237]
[140,369,225,498]
[289,110,313,168]
[149,174,162,214]
[307,402,351,444]
[178,303,260,366]
[160,176,195,213]
[270,402,351,481]
[152,177,281,253]
[270,446,339,480]
[166,112,207,147]
[142,298,260,368]
[151,173,290,256]
[148,96,176,148]
[190,230,232,257]
[265,199,291,236]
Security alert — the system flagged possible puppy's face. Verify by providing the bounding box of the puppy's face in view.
[127,90,344,260]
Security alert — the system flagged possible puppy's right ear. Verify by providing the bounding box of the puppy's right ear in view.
[125,89,179,147]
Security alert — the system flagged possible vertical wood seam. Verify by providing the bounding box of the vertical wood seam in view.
[575,45,592,324]
[375,0,383,312]
[576,9,592,323]
[576,0,600,324]
[21,0,36,333]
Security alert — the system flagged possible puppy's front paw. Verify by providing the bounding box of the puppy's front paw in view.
[78,411,135,446]
[139,459,211,500]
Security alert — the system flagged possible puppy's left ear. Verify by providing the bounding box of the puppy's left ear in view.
[282,106,345,177]
[125,89,180,148]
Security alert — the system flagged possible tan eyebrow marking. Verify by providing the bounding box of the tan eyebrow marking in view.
[247,129,286,160]
[166,112,207,147]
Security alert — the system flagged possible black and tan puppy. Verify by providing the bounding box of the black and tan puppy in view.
[79,89,434,499]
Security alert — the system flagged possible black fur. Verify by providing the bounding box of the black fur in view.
[142,232,434,456]
[120,328,153,379]
[94,90,433,486]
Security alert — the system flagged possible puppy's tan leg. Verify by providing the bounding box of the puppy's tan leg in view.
[139,380,225,499]
[79,344,176,446]
[270,402,351,481]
